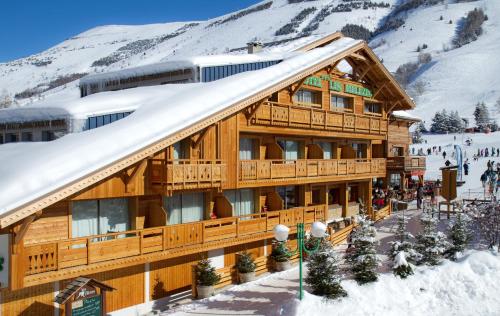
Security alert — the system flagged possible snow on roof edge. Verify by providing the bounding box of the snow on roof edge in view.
[392,110,421,121]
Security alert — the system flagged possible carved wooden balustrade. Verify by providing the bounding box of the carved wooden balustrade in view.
[149,159,226,193]
[387,156,426,171]
[248,101,388,135]
[239,158,386,185]
[21,205,327,280]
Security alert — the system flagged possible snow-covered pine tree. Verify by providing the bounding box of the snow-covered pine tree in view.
[474,102,491,131]
[447,212,472,259]
[471,201,500,252]
[393,251,413,278]
[415,212,450,265]
[388,215,420,264]
[448,111,464,133]
[305,242,347,299]
[430,110,449,133]
[346,215,380,284]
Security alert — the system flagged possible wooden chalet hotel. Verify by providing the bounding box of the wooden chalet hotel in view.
[0,33,419,314]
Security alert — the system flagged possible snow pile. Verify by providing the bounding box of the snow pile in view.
[160,251,500,316]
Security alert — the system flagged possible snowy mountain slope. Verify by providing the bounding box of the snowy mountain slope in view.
[372,0,500,123]
[0,0,396,100]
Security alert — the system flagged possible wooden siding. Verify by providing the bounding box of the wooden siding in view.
[1,282,56,316]
[24,201,69,245]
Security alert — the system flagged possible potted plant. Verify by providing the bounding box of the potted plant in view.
[270,242,292,271]
[236,252,257,283]
[195,259,221,299]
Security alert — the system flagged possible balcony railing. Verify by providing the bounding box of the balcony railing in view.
[247,101,388,135]
[149,159,226,193]
[21,205,327,279]
[387,156,426,171]
[239,158,386,184]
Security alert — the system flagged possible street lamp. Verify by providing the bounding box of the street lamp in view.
[273,221,327,300]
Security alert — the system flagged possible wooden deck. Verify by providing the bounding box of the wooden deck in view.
[21,205,327,286]
[149,159,226,193]
[239,158,386,186]
[247,101,388,136]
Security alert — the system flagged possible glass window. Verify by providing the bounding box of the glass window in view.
[390,173,402,188]
[365,102,382,114]
[104,115,111,125]
[330,95,352,111]
[277,186,298,209]
[89,117,97,129]
[224,189,255,217]
[21,132,33,142]
[163,192,204,225]
[348,186,358,203]
[314,141,333,159]
[352,143,367,158]
[294,89,321,106]
[278,140,299,160]
[41,131,53,142]
[239,138,255,160]
[328,188,340,205]
[72,198,129,238]
[96,116,104,127]
[392,146,404,157]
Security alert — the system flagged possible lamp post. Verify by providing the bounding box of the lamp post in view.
[273,221,327,300]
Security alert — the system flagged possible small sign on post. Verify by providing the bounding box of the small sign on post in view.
[55,277,114,316]
[440,166,458,219]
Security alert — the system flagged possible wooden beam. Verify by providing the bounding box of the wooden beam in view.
[373,81,390,98]
[327,60,342,75]
[349,52,367,62]
[245,99,267,120]
[14,211,41,245]
[359,63,376,81]
[290,76,308,98]
[191,125,213,149]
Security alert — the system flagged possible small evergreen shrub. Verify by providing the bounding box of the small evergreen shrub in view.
[196,259,221,286]
[447,212,472,260]
[270,242,292,262]
[415,212,450,266]
[236,252,256,273]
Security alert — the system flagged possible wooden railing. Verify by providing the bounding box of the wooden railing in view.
[248,101,388,135]
[21,205,326,277]
[387,156,426,171]
[149,159,226,192]
[239,158,386,183]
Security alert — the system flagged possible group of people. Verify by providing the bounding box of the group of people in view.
[473,147,500,161]
[480,160,500,196]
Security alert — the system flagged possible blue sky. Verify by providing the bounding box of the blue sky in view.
[0,0,261,62]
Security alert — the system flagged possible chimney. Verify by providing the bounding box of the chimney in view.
[247,41,263,54]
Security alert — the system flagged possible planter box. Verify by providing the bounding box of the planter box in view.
[196,285,215,299]
[238,271,256,283]
[274,260,291,272]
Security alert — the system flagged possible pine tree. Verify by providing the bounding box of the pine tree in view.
[388,215,421,264]
[415,212,450,265]
[195,259,221,286]
[306,242,347,299]
[447,212,472,260]
[430,109,449,133]
[346,215,380,284]
[393,251,413,278]
[448,111,464,133]
[474,102,491,131]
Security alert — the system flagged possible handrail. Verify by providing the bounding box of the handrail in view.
[21,204,328,277]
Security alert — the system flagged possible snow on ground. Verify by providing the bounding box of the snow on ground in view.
[152,206,500,316]
[411,132,500,199]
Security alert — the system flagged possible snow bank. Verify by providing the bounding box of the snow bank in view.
[0,37,360,219]
[296,251,500,316]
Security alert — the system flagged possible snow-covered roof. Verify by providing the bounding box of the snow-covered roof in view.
[0,84,190,123]
[0,37,365,226]
[80,52,288,85]
[391,110,421,122]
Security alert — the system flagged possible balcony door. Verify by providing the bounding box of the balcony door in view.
[278,140,299,160]
[314,141,333,159]
[239,138,256,160]
[72,198,130,238]
[163,192,204,225]
[277,186,299,209]
[224,189,255,217]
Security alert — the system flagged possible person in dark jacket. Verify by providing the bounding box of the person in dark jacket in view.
[417,184,424,209]
[442,151,446,160]
[463,161,469,176]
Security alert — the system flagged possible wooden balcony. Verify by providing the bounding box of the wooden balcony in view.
[247,101,388,136]
[149,159,226,193]
[20,205,328,287]
[239,158,386,186]
[387,156,426,172]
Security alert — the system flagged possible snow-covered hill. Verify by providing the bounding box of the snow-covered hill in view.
[1,0,499,123]
[0,0,395,101]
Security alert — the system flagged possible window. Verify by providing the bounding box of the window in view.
[173,140,189,160]
[163,192,204,225]
[293,89,321,106]
[348,186,359,203]
[314,141,333,159]
[352,143,367,158]
[390,173,401,188]
[21,132,33,142]
[364,102,382,114]
[42,131,62,141]
[330,95,353,111]
[5,133,18,143]
[392,146,404,157]
[277,186,298,209]
[328,188,340,205]
[224,189,255,217]
[278,140,299,160]
[239,137,255,160]
[72,198,129,238]
[312,188,322,205]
